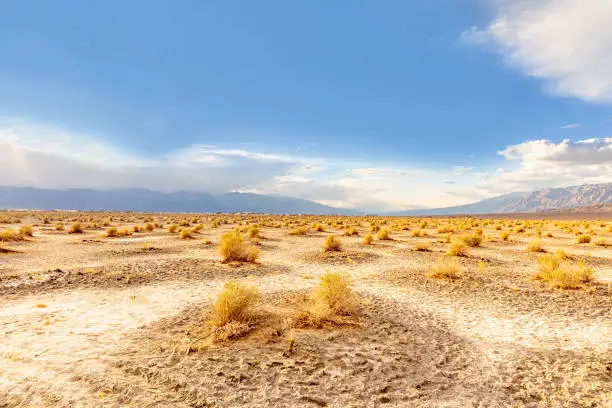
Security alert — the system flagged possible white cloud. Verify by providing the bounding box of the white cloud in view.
[561,123,580,129]
[464,0,612,102]
[478,137,612,194]
[6,119,612,212]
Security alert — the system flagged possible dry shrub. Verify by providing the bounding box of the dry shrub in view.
[0,229,25,242]
[594,237,607,247]
[296,272,357,327]
[533,253,594,289]
[179,228,193,239]
[362,233,373,245]
[247,225,260,239]
[104,227,119,237]
[447,238,468,256]
[377,228,391,240]
[167,224,178,233]
[218,231,259,263]
[55,223,65,231]
[210,281,259,341]
[428,257,462,280]
[145,223,155,232]
[413,241,431,251]
[323,235,342,252]
[288,227,308,236]
[500,231,510,241]
[577,234,592,244]
[343,226,358,236]
[312,223,325,232]
[460,233,482,247]
[68,222,84,234]
[526,239,545,253]
[18,225,33,237]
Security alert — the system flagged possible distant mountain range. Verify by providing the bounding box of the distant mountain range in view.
[388,183,612,215]
[0,187,361,215]
[1,183,611,215]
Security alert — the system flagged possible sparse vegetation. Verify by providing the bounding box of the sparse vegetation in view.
[526,239,545,253]
[362,233,373,245]
[68,222,84,234]
[428,257,462,279]
[377,228,391,240]
[533,253,594,289]
[297,272,357,327]
[218,231,259,263]
[447,238,468,256]
[323,235,342,252]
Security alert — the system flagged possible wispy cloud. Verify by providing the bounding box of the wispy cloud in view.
[4,119,612,211]
[463,0,612,103]
[561,123,580,129]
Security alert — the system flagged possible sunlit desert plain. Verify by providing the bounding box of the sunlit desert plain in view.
[0,211,610,407]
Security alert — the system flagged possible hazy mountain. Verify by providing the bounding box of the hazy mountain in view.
[387,191,531,216]
[388,183,612,215]
[502,183,612,213]
[0,187,360,215]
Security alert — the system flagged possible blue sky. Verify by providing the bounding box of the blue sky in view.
[1,0,611,211]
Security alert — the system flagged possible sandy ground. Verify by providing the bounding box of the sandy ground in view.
[0,215,611,407]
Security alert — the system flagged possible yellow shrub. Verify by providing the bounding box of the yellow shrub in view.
[297,272,356,327]
[179,228,193,239]
[526,239,545,253]
[577,234,591,244]
[68,222,84,234]
[212,280,259,327]
[533,254,594,289]
[447,238,468,256]
[428,258,462,279]
[18,225,33,237]
[219,231,259,263]
[460,233,482,247]
[167,224,178,233]
[362,233,373,245]
[500,231,510,241]
[323,235,342,252]
[377,228,391,240]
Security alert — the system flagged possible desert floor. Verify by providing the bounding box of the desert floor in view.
[0,214,611,407]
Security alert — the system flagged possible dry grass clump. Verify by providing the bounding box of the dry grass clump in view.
[55,223,65,231]
[288,227,309,236]
[323,235,342,252]
[18,225,33,237]
[68,222,84,234]
[526,239,545,253]
[312,223,325,232]
[362,233,373,245]
[210,281,260,342]
[576,234,592,244]
[447,238,468,256]
[594,237,607,247]
[218,231,259,263]
[460,233,482,247]
[533,253,594,289]
[247,225,261,239]
[428,257,462,280]
[104,227,119,237]
[413,241,431,252]
[167,224,178,233]
[179,228,193,239]
[343,226,358,236]
[296,272,357,328]
[0,229,25,242]
[500,231,510,241]
[377,228,391,240]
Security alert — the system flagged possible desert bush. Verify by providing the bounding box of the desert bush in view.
[413,241,431,251]
[167,224,178,233]
[500,231,510,241]
[594,237,607,247]
[323,235,342,252]
[377,228,391,240]
[461,233,482,247]
[211,280,259,327]
[132,225,141,233]
[447,238,468,256]
[68,222,84,234]
[192,223,204,233]
[288,227,308,236]
[428,257,462,279]
[55,223,65,231]
[297,272,356,327]
[0,229,25,242]
[577,234,591,244]
[104,227,119,237]
[312,223,325,232]
[526,239,545,253]
[145,223,155,232]
[362,233,373,245]
[247,225,260,239]
[343,226,358,236]
[179,228,193,239]
[219,231,259,263]
[533,253,594,289]
[18,225,33,237]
